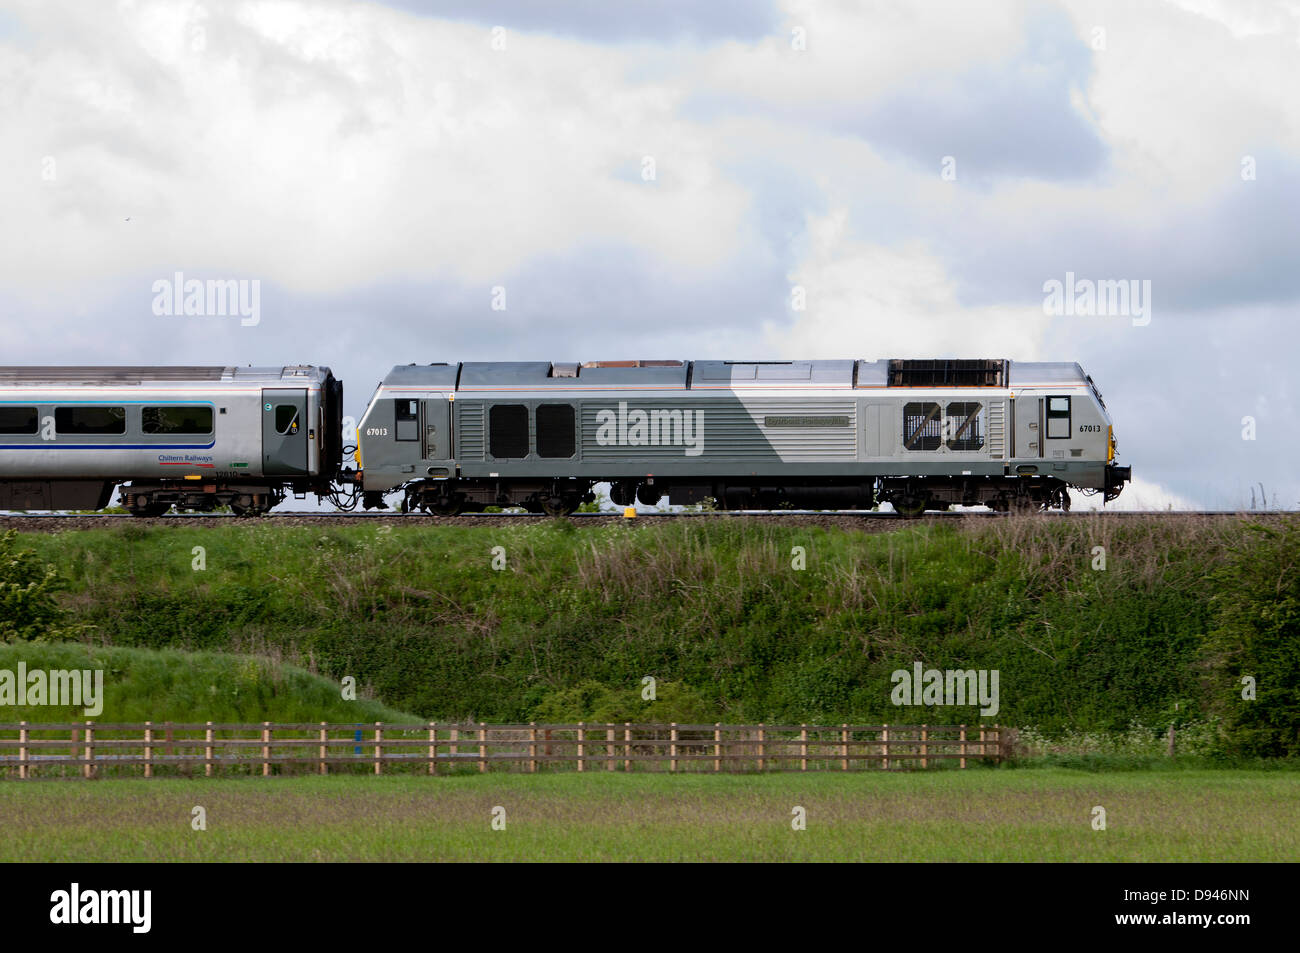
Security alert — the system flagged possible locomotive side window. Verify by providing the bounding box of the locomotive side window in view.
[903,402,942,451]
[143,406,213,435]
[1046,396,1071,439]
[489,404,529,458]
[536,404,576,458]
[394,399,419,441]
[0,406,38,434]
[55,406,126,435]
[275,405,300,435]
[945,402,984,451]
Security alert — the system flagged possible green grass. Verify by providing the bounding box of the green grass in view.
[12,514,1297,756]
[1,770,1295,862]
[0,643,419,724]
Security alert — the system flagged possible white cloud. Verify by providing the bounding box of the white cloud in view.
[1058,0,1300,193]
[0,0,750,293]
[762,209,1049,360]
[699,0,1028,111]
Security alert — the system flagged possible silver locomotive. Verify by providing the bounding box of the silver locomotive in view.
[356,358,1131,516]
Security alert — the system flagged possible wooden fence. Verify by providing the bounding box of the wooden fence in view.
[0,722,1005,779]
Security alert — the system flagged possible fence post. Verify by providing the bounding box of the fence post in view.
[529,722,537,774]
[995,724,1003,763]
[757,723,765,772]
[882,724,889,771]
[319,722,327,776]
[800,724,808,772]
[84,721,94,780]
[624,723,631,772]
[714,723,722,773]
[374,723,383,776]
[921,724,928,769]
[842,724,849,772]
[261,722,270,777]
[18,722,28,780]
[427,722,437,776]
[577,723,584,773]
[1167,724,1175,757]
[606,724,615,772]
[960,724,967,770]
[450,726,458,762]
[71,725,79,773]
[670,723,678,773]
[145,721,154,779]
[479,722,487,774]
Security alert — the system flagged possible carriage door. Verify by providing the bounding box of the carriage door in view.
[262,389,308,475]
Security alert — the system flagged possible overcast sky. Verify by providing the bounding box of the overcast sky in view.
[1,0,1297,510]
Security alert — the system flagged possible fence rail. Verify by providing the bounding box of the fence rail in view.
[0,722,1005,779]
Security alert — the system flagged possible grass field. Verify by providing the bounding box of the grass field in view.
[2,770,1295,862]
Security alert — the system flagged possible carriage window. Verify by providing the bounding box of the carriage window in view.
[275,405,300,435]
[55,406,125,435]
[489,404,529,458]
[0,406,37,435]
[1046,396,1071,439]
[903,402,942,451]
[143,406,213,435]
[536,404,576,458]
[945,402,984,451]
[395,399,419,441]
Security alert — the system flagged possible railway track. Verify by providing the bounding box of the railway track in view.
[1,509,1294,533]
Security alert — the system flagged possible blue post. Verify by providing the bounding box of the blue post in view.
[354,726,362,756]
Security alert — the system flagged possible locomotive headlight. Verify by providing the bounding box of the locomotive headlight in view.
[1107,426,1115,463]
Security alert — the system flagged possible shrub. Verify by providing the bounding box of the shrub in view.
[1202,522,1300,757]
[0,530,74,643]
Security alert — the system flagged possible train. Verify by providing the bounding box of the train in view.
[0,358,1131,517]
[0,365,344,516]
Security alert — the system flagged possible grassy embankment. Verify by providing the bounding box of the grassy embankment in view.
[4,514,1298,757]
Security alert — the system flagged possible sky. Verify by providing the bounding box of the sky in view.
[1,0,1297,511]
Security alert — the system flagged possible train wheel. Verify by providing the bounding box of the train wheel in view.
[540,495,577,517]
[893,497,926,519]
[636,484,662,506]
[609,481,636,507]
[428,496,462,516]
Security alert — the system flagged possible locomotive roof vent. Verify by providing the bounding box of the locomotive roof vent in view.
[887,359,1007,387]
[581,360,683,368]
[550,362,580,378]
